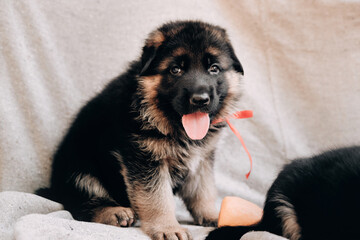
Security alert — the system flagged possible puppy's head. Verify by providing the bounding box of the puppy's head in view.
[137,21,243,138]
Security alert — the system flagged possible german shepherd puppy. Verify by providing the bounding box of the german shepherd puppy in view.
[206,146,360,240]
[36,21,244,240]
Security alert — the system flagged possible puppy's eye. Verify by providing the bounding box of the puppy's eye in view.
[209,64,220,75]
[170,66,182,75]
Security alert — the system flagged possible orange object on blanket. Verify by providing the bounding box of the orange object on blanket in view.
[218,196,263,227]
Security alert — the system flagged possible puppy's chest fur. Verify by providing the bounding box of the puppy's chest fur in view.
[135,134,216,190]
[168,148,207,191]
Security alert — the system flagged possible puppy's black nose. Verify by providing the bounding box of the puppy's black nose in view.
[190,93,210,107]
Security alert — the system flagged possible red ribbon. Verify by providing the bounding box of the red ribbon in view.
[212,110,253,179]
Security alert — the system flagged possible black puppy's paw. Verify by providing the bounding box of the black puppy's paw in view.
[206,226,243,240]
[201,218,218,227]
[193,215,218,227]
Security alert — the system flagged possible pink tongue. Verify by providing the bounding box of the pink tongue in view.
[181,112,210,140]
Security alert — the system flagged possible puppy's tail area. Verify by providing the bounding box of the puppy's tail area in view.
[35,187,59,202]
[206,223,263,240]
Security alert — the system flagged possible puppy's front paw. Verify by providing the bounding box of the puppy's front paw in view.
[147,225,193,240]
[92,206,136,227]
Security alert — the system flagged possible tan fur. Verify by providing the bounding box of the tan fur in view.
[135,135,192,161]
[172,47,187,57]
[274,195,302,240]
[74,173,109,198]
[225,70,243,99]
[213,70,243,121]
[206,46,221,56]
[146,30,165,48]
[137,75,174,135]
[205,25,225,40]
[158,57,173,72]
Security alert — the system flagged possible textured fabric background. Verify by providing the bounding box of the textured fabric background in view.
[1,1,359,239]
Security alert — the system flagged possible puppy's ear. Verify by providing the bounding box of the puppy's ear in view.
[209,26,244,75]
[139,46,157,75]
[228,46,244,75]
[139,30,165,76]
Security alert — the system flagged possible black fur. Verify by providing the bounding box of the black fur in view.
[206,146,360,240]
[36,20,244,239]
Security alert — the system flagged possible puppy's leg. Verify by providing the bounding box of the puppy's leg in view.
[122,161,192,240]
[62,173,136,227]
[179,158,218,227]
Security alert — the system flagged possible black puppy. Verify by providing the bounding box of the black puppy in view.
[36,20,244,240]
[207,146,360,240]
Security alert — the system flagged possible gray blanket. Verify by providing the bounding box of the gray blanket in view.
[1,191,287,240]
[1,1,359,239]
